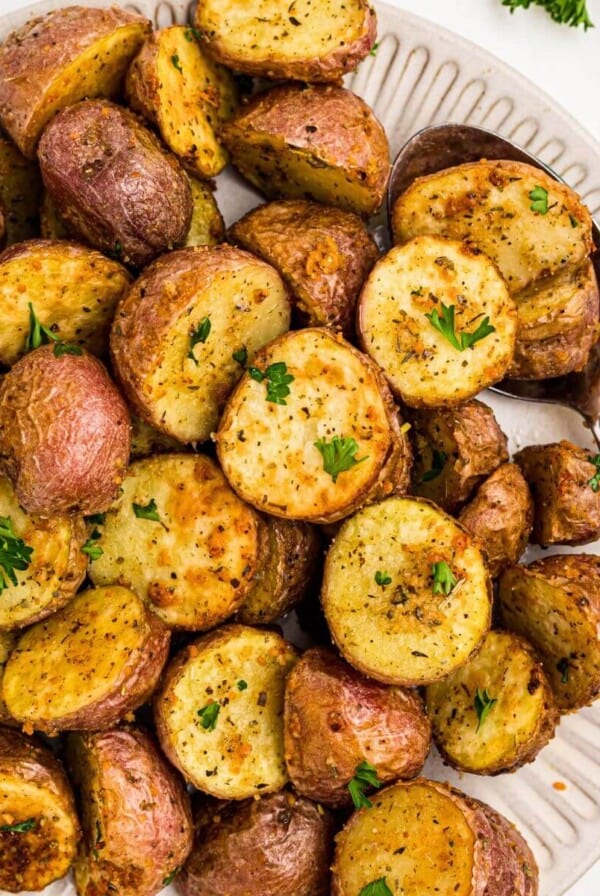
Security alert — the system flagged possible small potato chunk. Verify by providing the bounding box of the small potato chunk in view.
[321,497,492,686]
[426,630,558,774]
[0,137,42,244]
[458,463,533,577]
[0,633,16,725]
[0,728,79,892]
[229,200,379,337]
[68,727,192,896]
[3,585,170,734]
[284,647,431,806]
[38,99,192,268]
[221,85,390,217]
[184,177,225,247]
[110,245,290,444]
[40,191,71,240]
[129,415,184,460]
[89,454,264,631]
[177,790,334,896]
[358,236,517,406]
[0,345,131,516]
[499,554,600,711]
[410,400,509,512]
[154,624,298,799]
[126,25,237,178]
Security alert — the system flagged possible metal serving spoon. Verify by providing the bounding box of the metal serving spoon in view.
[386,123,600,449]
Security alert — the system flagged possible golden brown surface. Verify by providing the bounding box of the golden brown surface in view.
[40,191,70,240]
[0,138,42,244]
[129,415,184,460]
[184,178,225,247]
[0,634,16,726]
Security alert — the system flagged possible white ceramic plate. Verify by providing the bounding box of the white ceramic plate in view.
[1,2,599,896]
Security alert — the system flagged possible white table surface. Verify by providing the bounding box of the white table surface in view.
[1,0,599,894]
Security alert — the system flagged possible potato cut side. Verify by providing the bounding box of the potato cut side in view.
[185,177,225,247]
[322,496,492,685]
[39,192,70,240]
[426,630,558,774]
[154,624,298,799]
[89,454,264,631]
[0,631,16,725]
[0,138,42,244]
[3,585,170,733]
[358,236,517,407]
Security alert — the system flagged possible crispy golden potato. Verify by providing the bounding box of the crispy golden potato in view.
[221,85,390,217]
[38,99,192,268]
[154,624,298,799]
[322,496,492,686]
[129,414,184,460]
[458,463,534,577]
[229,199,379,337]
[0,345,131,516]
[0,633,16,725]
[0,728,79,892]
[0,138,42,244]
[0,5,151,159]
[185,177,225,247]
[426,630,558,775]
[110,245,290,444]
[499,554,600,711]
[39,191,71,240]
[68,727,192,896]
[3,585,170,734]
[284,647,431,807]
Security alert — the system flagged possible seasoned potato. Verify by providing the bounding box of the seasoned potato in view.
[3,585,170,734]
[177,790,334,896]
[458,463,534,577]
[321,496,492,685]
[38,99,192,268]
[185,177,225,247]
[284,647,431,806]
[0,5,151,158]
[89,454,264,631]
[358,236,517,406]
[0,728,79,892]
[0,633,16,725]
[110,245,290,444]
[426,630,558,775]
[221,85,390,217]
[130,414,184,460]
[126,25,237,179]
[0,345,131,516]
[331,778,538,896]
[0,239,130,365]
[514,441,600,545]
[0,137,42,244]
[39,191,70,240]
[154,624,298,799]
[68,727,193,896]
[410,400,509,512]
[229,199,379,337]
[499,554,600,711]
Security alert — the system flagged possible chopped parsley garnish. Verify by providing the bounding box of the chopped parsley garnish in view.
[431,561,458,596]
[237,680,248,691]
[348,761,382,810]
[197,700,220,731]
[171,53,183,72]
[85,513,106,526]
[529,185,549,214]
[162,866,183,886]
[422,449,447,482]
[369,41,379,56]
[53,342,82,357]
[132,498,161,522]
[314,435,368,483]
[184,26,203,41]
[474,687,497,731]
[359,878,393,896]
[425,303,495,351]
[556,657,570,684]
[570,215,579,228]
[0,818,36,833]
[188,317,211,364]
[82,529,103,561]
[588,455,600,491]
[0,516,33,595]
[25,303,82,357]
[248,362,294,405]
[232,346,248,367]
[501,0,593,30]
[375,570,392,587]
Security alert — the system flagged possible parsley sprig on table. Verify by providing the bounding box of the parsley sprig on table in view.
[0,516,33,595]
[315,435,368,483]
[425,303,495,352]
[502,0,593,30]
[348,761,382,810]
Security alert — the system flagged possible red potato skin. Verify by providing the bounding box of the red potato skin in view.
[0,345,131,516]
[284,647,431,807]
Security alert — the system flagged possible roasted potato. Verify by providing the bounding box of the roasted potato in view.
[129,414,184,460]
[154,624,298,799]
[126,25,237,179]
[194,0,376,82]
[0,137,42,244]
[499,554,600,711]
[38,99,192,268]
[184,177,225,247]
[321,496,492,686]
[176,790,334,896]
[0,345,131,516]
[458,463,534,577]
[358,235,517,407]
[110,245,290,444]
[0,5,151,158]
[68,727,193,896]
[0,727,79,892]
[221,85,390,217]
[0,633,16,725]
[284,647,431,806]
[39,191,71,240]
[229,199,379,337]
[3,585,170,734]
[426,630,558,774]
[514,440,600,545]
[409,400,509,512]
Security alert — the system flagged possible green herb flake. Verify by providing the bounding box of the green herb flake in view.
[359,878,393,896]
[237,680,248,691]
[0,516,33,595]
[422,449,447,482]
[232,346,248,367]
[375,570,392,587]
[474,687,497,731]
[569,214,579,228]
[162,866,183,886]
[132,498,161,522]
[197,700,220,731]
[53,342,83,357]
[184,25,203,41]
[82,529,103,561]
[348,761,382,810]
[0,818,36,834]
[369,41,379,56]
[315,435,368,484]
[431,560,458,597]
[588,455,600,491]
[248,361,294,405]
[556,657,570,684]
[529,185,549,214]
[188,317,211,364]
[171,53,183,72]
[501,0,593,30]
[425,303,495,351]
[85,513,106,526]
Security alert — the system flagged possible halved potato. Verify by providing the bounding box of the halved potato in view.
[321,496,492,685]
[129,414,184,460]
[0,137,42,244]
[154,624,298,799]
[0,633,16,725]
[185,177,225,247]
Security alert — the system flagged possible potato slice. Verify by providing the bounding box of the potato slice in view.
[155,624,298,799]
[0,6,151,158]
[3,585,170,734]
[0,138,42,244]
[322,496,492,685]
[185,177,225,247]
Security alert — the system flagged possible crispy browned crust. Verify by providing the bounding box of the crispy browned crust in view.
[38,99,192,267]
[515,441,600,545]
[0,205,5,251]
[0,137,42,244]
[458,463,534,577]
[284,647,431,807]
[0,345,131,516]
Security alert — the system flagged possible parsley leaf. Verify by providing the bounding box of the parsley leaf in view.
[431,561,458,596]
[184,26,203,41]
[132,498,161,522]
[53,342,82,357]
[82,529,103,561]
[425,303,495,351]
[369,41,379,56]
[474,687,497,731]
[188,317,211,364]
[248,362,294,405]
[348,761,382,809]
[232,346,248,367]
[375,571,392,587]
[171,53,183,72]
[315,436,368,483]
[422,449,447,482]
[529,185,549,214]
[237,680,248,691]
[359,879,393,896]
[0,516,33,594]
[85,513,106,526]
[588,455,600,491]
[556,657,570,684]
[26,303,82,356]
[502,0,593,30]
[162,866,183,886]
[0,818,36,833]
[197,700,220,731]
